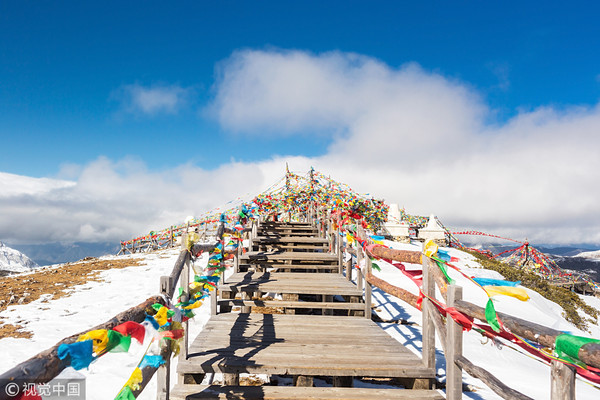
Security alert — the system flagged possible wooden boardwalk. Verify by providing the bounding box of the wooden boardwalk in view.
[171,220,441,399]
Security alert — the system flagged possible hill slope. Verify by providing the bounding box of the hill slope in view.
[0,244,599,399]
[0,241,38,275]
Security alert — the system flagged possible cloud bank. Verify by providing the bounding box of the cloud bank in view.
[0,156,310,244]
[211,50,600,244]
[2,49,600,246]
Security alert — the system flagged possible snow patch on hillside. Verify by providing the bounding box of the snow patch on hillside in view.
[576,249,600,260]
[0,241,39,273]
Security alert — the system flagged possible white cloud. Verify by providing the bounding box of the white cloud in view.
[208,49,600,245]
[0,172,75,198]
[2,49,600,247]
[0,156,309,244]
[115,83,191,115]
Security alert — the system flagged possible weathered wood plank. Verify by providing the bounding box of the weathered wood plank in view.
[217,299,366,310]
[241,264,340,270]
[446,285,462,400]
[254,236,329,244]
[551,360,575,400]
[240,252,338,261]
[170,385,445,400]
[180,314,434,378]
[454,299,600,370]
[456,356,533,400]
[219,272,363,296]
[178,361,435,378]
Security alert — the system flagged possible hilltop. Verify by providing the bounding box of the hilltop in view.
[0,241,38,276]
[1,242,600,399]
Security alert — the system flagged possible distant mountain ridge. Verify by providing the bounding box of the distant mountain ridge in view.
[575,250,600,260]
[0,241,39,275]
[459,242,600,281]
[6,242,120,266]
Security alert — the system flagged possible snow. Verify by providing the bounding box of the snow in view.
[0,241,38,273]
[1,244,600,399]
[373,240,600,399]
[576,249,600,260]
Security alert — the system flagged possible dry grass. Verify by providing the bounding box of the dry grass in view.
[0,257,142,338]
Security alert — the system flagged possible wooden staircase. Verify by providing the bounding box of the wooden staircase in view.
[170,220,442,399]
[239,221,339,273]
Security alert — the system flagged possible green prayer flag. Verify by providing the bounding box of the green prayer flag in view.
[485,298,501,332]
[151,303,174,318]
[106,330,131,353]
[371,261,381,272]
[435,259,455,285]
[555,333,600,365]
[115,386,136,400]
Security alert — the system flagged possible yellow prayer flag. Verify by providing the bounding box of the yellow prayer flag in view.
[125,367,143,391]
[423,239,438,258]
[484,286,530,301]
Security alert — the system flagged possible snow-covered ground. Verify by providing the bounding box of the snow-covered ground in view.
[374,241,600,399]
[1,243,600,399]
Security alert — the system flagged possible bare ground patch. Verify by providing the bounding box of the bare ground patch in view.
[0,257,143,338]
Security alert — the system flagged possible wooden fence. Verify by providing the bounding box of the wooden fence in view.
[3,208,600,400]
[347,217,600,400]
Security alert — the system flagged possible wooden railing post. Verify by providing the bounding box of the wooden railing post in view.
[365,255,373,320]
[551,360,575,400]
[157,276,171,400]
[250,220,257,251]
[179,259,190,361]
[156,358,170,400]
[327,218,332,249]
[421,255,436,376]
[446,284,463,399]
[234,237,241,273]
[211,286,218,316]
[345,256,352,281]
[337,227,343,275]
[356,244,363,289]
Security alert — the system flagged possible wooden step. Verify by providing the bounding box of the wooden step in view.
[259,225,317,231]
[259,225,316,230]
[170,385,444,400]
[240,252,338,263]
[218,299,365,311]
[220,272,362,296]
[239,264,340,272]
[253,245,329,252]
[260,222,314,227]
[258,232,318,238]
[178,314,435,379]
[253,237,328,244]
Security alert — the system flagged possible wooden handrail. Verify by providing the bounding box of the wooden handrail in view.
[454,299,600,370]
[0,296,164,399]
[353,236,600,371]
[455,355,533,400]
[343,216,580,400]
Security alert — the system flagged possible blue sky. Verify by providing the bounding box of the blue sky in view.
[2,1,599,176]
[1,1,600,246]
